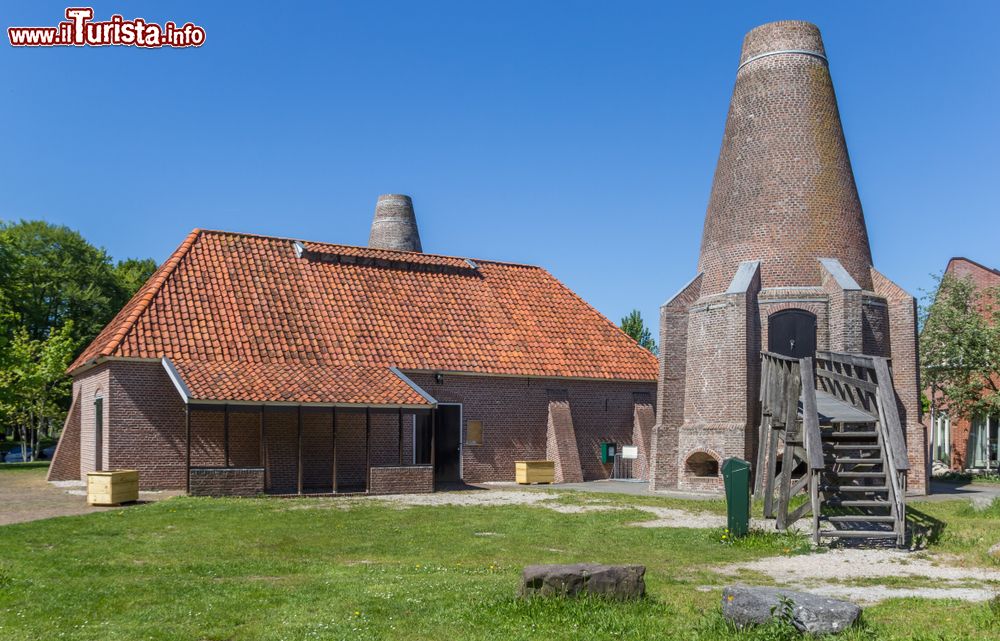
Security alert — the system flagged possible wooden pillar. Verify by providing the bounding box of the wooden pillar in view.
[185,405,191,494]
[365,407,371,493]
[398,407,404,466]
[223,404,230,468]
[259,407,267,491]
[297,406,303,495]
[430,407,436,489]
[331,407,338,494]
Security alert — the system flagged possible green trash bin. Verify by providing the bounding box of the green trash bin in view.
[722,458,751,538]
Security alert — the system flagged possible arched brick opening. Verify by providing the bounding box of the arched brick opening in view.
[684,451,719,477]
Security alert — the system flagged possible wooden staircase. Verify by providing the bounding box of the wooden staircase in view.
[754,351,908,546]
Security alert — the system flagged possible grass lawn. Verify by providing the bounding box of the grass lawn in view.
[0,469,997,640]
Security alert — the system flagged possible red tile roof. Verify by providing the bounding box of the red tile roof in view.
[170,360,431,406]
[70,230,657,404]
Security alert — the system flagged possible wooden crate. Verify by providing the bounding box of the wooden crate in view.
[87,470,139,506]
[515,460,555,485]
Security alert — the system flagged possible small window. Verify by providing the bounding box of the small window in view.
[465,420,483,445]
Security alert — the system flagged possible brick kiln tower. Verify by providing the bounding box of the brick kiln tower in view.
[649,21,927,494]
[369,194,422,252]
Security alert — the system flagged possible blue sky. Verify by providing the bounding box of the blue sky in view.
[2,1,998,335]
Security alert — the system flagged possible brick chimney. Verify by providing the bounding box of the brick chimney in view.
[698,20,873,294]
[368,194,422,253]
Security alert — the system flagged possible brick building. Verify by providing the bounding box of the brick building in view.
[648,21,928,494]
[925,257,1000,472]
[48,196,657,495]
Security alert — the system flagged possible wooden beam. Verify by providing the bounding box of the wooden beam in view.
[331,407,337,494]
[260,407,267,491]
[297,406,303,495]
[430,407,436,489]
[185,405,191,494]
[365,407,371,493]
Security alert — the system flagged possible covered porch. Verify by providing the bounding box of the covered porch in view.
[184,403,438,496]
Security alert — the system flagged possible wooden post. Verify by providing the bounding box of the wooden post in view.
[331,407,337,494]
[260,407,267,492]
[223,404,230,468]
[430,407,436,490]
[185,405,191,494]
[297,406,303,495]
[365,407,371,493]
[398,407,404,466]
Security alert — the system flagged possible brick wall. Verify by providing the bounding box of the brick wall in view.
[407,372,656,484]
[76,364,110,477]
[650,274,702,490]
[108,361,187,489]
[189,467,265,496]
[369,465,433,495]
[872,268,926,494]
[47,391,81,482]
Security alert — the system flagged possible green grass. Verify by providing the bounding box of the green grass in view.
[0,472,998,640]
[934,471,1000,485]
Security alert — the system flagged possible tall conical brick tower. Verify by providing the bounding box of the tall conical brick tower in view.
[368,194,422,252]
[648,21,927,494]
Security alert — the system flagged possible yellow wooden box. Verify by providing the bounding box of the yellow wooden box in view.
[87,470,139,506]
[515,460,555,485]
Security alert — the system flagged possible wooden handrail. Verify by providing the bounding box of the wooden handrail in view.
[761,350,800,363]
[872,357,910,472]
[798,357,825,471]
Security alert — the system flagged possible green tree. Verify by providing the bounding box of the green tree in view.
[920,272,1000,424]
[113,257,158,301]
[620,309,657,355]
[0,323,77,461]
[0,220,157,443]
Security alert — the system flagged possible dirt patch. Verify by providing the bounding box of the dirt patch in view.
[0,466,180,527]
[719,549,1000,603]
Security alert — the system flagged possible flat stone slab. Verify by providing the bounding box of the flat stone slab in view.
[722,586,862,635]
[520,563,645,600]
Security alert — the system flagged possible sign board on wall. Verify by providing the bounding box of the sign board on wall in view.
[621,445,638,460]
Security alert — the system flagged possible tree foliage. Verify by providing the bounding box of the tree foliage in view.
[0,220,157,455]
[920,272,1000,422]
[620,309,657,355]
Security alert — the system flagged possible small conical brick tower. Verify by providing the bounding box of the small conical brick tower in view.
[648,21,927,494]
[368,194,422,252]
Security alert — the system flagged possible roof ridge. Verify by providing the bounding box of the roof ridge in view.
[948,256,1000,278]
[197,227,543,270]
[96,229,202,360]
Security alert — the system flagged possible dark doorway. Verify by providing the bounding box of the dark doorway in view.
[768,309,817,359]
[94,397,104,471]
[434,404,462,483]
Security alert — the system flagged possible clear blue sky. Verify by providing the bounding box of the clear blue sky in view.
[3,1,998,334]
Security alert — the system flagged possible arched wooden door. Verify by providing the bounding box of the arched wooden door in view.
[767,309,817,360]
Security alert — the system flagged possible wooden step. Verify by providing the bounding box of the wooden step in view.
[818,530,898,539]
[824,498,891,507]
[823,485,889,493]
[826,457,882,465]
[828,471,885,478]
[826,443,881,450]
[824,515,897,523]
[822,431,879,439]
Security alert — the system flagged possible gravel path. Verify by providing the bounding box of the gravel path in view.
[720,548,1000,603]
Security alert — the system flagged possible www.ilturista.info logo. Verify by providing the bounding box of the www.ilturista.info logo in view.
[8,7,205,48]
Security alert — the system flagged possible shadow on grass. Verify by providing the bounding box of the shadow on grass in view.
[907,506,947,548]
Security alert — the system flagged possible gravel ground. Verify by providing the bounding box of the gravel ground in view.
[720,548,1000,603]
[376,489,793,530]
